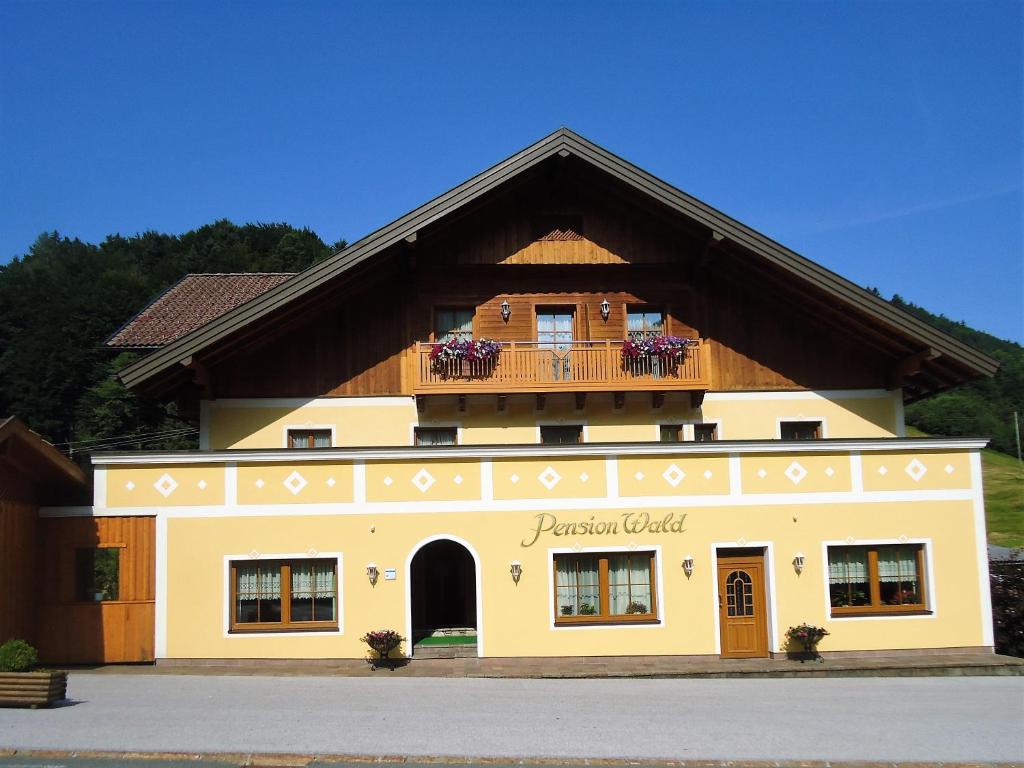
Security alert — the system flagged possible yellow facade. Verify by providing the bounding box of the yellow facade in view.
[96,426,993,660]
[160,496,985,660]
[204,390,902,450]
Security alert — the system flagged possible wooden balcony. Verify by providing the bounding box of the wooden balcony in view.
[413,339,711,395]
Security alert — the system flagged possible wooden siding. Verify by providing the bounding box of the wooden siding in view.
[0,497,38,645]
[194,174,896,398]
[35,516,155,664]
[428,185,686,266]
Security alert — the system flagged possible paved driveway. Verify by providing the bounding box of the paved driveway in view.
[1,674,1021,763]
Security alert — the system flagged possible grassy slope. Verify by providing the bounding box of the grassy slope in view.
[980,448,1024,549]
[907,426,1023,547]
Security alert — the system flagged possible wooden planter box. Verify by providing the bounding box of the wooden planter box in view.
[0,671,68,708]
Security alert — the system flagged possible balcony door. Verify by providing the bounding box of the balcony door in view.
[536,308,574,381]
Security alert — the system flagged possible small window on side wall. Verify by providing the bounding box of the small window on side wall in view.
[415,427,458,446]
[288,429,332,449]
[780,421,821,440]
[540,425,584,445]
[75,547,120,602]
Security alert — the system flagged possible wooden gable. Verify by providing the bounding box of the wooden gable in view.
[119,129,995,403]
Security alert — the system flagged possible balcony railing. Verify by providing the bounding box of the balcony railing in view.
[413,339,711,394]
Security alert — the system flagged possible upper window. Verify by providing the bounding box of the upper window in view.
[693,423,718,442]
[434,308,473,342]
[540,425,583,445]
[659,424,684,443]
[288,429,332,449]
[415,427,458,446]
[554,551,658,624]
[780,421,822,440]
[828,544,927,616]
[75,547,120,602]
[627,308,665,340]
[231,558,338,632]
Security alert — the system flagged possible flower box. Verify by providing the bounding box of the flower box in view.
[428,337,499,370]
[621,335,693,363]
[0,671,67,708]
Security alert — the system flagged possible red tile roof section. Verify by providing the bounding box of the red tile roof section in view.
[107,273,296,348]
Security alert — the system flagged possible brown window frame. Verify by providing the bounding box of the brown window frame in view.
[74,545,124,603]
[414,427,459,446]
[540,424,584,445]
[432,306,475,343]
[625,306,667,340]
[552,551,659,626]
[780,420,822,440]
[659,424,684,443]
[828,544,929,617]
[693,423,718,442]
[229,558,339,634]
[287,428,333,449]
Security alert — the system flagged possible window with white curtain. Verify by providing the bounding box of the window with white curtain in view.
[554,551,657,624]
[828,544,926,616]
[287,429,332,448]
[231,558,338,632]
[434,308,473,342]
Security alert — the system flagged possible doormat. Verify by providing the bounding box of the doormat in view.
[415,634,478,646]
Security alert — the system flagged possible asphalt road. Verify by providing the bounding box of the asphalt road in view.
[0,674,1021,763]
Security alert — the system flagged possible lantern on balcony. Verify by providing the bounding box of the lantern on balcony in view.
[500,300,511,323]
[600,298,610,321]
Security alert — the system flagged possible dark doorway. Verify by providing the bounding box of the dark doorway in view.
[410,539,477,641]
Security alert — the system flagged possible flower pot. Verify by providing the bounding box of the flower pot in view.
[0,671,67,708]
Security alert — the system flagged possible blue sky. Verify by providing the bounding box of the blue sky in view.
[2,1,1021,342]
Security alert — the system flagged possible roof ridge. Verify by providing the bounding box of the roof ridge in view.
[182,272,298,277]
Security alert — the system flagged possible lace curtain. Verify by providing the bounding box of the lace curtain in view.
[291,561,335,598]
[828,547,868,584]
[608,554,651,614]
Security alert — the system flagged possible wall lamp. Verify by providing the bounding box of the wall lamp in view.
[682,555,694,579]
[500,300,511,323]
[599,298,610,321]
[792,553,805,575]
[510,560,523,584]
[366,562,379,586]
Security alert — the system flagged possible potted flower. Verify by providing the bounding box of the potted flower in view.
[625,601,649,614]
[785,623,829,662]
[0,639,67,708]
[360,629,405,669]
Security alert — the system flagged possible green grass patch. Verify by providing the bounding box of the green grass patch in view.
[981,447,1024,549]
[415,634,478,646]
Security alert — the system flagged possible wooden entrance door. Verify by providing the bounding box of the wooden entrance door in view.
[717,553,769,659]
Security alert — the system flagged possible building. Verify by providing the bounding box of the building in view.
[46,129,999,663]
[0,417,96,660]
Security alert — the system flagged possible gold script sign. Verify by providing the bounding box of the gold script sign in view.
[521,511,687,547]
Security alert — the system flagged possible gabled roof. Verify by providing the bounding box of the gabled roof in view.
[108,273,295,348]
[116,127,999,390]
[0,416,88,490]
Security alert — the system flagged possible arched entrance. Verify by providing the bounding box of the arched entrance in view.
[408,537,479,657]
